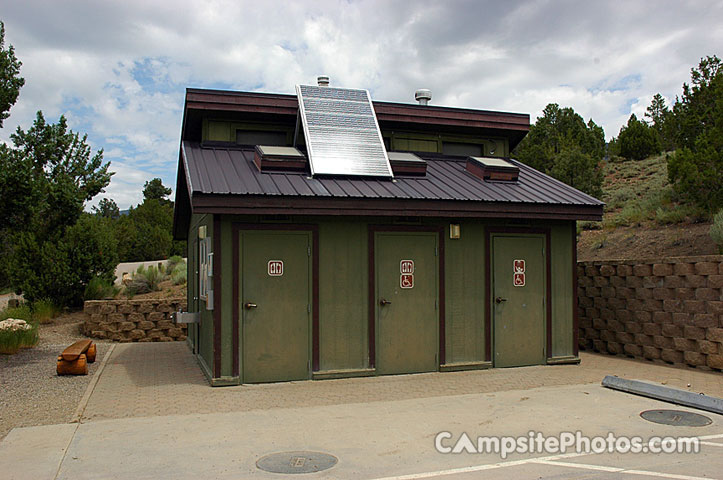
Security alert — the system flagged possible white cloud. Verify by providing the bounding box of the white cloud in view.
[1,0,721,208]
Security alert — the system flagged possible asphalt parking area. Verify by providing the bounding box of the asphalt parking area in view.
[2,382,721,479]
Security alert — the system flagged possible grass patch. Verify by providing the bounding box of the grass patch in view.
[0,304,32,322]
[31,299,59,324]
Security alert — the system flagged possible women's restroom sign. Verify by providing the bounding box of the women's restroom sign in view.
[513,259,525,287]
[400,260,414,289]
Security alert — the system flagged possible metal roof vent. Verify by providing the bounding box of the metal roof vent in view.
[415,89,432,105]
[317,75,330,87]
[254,145,308,173]
[466,156,519,182]
[388,151,427,176]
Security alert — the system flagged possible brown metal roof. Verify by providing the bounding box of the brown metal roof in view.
[173,141,603,237]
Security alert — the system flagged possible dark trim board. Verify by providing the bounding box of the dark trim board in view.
[367,225,446,369]
[572,223,579,356]
[484,227,553,364]
[231,223,320,382]
[193,194,603,222]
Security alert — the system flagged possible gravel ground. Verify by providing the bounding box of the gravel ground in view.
[0,313,109,440]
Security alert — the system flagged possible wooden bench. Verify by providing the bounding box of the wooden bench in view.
[57,340,96,375]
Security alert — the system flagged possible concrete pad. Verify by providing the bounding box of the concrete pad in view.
[31,384,721,479]
[0,423,77,480]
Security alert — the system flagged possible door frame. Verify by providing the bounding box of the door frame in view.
[484,227,552,363]
[232,224,319,381]
[368,225,445,369]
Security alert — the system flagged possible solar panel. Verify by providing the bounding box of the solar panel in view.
[296,84,393,177]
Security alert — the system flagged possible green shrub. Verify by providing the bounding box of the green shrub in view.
[614,202,646,226]
[8,214,118,307]
[655,206,691,225]
[711,209,723,253]
[618,114,661,161]
[31,299,59,324]
[84,277,120,301]
[171,262,187,285]
[125,265,163,296]
[605,187,636,210]
[167,255,184,273]
[125,277,150,296]
[577,221,602,233]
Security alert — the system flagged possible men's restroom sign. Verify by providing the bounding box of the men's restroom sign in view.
[268,260,283,276]
[400,260,414,289]
[513,259,525,287]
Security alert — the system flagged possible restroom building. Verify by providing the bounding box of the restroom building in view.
[172,82,604,386]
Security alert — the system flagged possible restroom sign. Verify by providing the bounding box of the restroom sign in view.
[513,259,525,287]
[268,260,283,276]
[400,260,414,274]
[400,274,414,289]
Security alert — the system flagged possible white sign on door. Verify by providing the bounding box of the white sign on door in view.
[268,260,283,276]
[513,259,525,287]
[400,260,414,274]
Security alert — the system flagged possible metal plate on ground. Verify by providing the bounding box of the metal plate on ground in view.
[256,451,338,474]
[640,409,712,427]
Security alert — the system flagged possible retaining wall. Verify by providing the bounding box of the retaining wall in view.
[577,255,723,371]
[83,298,187,342]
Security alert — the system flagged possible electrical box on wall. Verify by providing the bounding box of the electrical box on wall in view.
[206,290,214,310]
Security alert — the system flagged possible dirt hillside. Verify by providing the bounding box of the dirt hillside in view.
[577,154,717,261]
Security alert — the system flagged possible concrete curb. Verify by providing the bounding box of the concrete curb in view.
[71,343,116,423]
[602,375,723,415]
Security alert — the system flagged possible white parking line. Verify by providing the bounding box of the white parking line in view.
[367,452,588,479]
[368,433,723,480]
[532,460,710,480]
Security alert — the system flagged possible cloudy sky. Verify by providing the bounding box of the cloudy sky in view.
[1,0,721,209]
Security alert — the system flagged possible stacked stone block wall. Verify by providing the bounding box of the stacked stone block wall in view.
[578,255,723,371]
[83,299,187,342]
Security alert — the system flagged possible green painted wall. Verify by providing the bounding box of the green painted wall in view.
[318,221,369,371]
[444,222,486,364]
[549,222,574,358]
[196,215,576,383]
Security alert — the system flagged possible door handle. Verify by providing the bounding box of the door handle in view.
[379,298,392,306]
[495,297,507,304]
[244,302,257,309]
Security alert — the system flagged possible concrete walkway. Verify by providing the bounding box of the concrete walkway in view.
[80,343,723,422]
[1,343,722,480]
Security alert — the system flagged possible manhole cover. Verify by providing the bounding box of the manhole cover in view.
[256,451,338,474]
[640,409,712,427]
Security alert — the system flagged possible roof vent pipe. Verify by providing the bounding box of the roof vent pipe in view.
[317,75,330,87]
[415,89,432,105]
